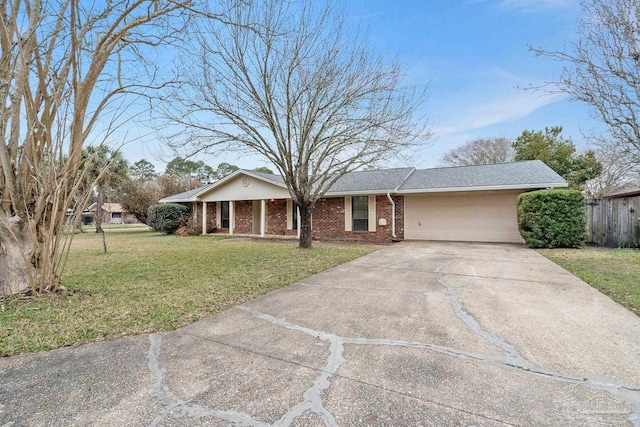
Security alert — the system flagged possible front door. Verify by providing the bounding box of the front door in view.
[252,201,261,234]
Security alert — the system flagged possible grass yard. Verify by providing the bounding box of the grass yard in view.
[0,231,376,356]
[539,247,640,316]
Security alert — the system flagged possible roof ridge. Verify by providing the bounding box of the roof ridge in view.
[395,167,416,192]
[417,160,537,172]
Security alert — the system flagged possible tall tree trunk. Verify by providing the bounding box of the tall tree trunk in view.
[0,215,36,296]
[298,203,313,249]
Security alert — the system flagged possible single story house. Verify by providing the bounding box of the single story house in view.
[159,160,566,243]
[83,203,140,225]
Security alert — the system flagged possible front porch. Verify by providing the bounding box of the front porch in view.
[196,199,300,238]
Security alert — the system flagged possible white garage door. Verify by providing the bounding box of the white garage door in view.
[405,191,523,243]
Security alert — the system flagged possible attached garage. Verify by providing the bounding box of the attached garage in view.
[404,190,524,243]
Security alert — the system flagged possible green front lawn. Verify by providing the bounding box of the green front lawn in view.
[539,247,640,316]
[0,231,376,356]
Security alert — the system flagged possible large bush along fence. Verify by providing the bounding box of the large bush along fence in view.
[517,189,586,248]
[147,203,190,234]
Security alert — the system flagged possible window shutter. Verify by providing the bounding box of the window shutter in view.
[368,196,376,232]
[286,199,293,230]
[215,202,221,228]
[344,197,352,231]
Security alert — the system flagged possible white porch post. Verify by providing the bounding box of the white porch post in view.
[260,199,266,237]
[202,202,207,235]
[229,201,234,235]
[297,206,301,239]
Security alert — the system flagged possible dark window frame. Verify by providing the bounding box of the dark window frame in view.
[221,201,230,229]
[352,196,369,232]
[292,201,298,230]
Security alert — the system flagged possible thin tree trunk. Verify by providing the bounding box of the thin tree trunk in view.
[95,189,103,234]
[95,188,107,253]
[298,204,313,249]
[100,228,107,253]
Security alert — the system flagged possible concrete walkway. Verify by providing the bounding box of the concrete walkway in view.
[1,241,640,426]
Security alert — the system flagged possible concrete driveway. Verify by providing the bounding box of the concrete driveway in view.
[1,241,640,426]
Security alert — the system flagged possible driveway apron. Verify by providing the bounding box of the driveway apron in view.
[1,241,640,426]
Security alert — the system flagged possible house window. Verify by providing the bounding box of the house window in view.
[352,196,368,231]
[292,202,298,230]
[111,212,122,224]
[221,201,230,228]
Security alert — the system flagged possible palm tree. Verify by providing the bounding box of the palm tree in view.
[81,146,129,251]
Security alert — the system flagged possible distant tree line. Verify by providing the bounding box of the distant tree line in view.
[439,126,639,195]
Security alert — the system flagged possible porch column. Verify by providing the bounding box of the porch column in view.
[297,206,301,239]
[260,199,266,237]
[202,202,207,235]
[229,201,234,235]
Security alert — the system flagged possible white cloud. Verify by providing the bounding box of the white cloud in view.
[430,65,566,137]
[439,90,565,135]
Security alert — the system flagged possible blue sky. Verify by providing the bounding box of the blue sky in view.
[121,0,599,172]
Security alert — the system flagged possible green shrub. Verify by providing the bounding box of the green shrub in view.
[517,189,586,248]
[146,203,190,234]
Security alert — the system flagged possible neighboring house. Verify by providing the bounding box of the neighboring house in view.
[159,160,566,244]
[83,203,140,225]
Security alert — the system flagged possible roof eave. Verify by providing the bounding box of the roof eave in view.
[397,182,568,194]
[159,197,196,203]
[324,189,397,197]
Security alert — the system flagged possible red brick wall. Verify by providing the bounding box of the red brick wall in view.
[234,201,253,234]
[192,202,218,233]
[310,195,404,243]
[187,195,404,242]
[266,199,298,236]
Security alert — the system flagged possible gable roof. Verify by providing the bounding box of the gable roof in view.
[398,160,566,193]
[159,169,288,203]
[160,160,567,203]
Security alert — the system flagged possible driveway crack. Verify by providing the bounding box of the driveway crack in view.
[146,334,269,427]
[434,260,640,426]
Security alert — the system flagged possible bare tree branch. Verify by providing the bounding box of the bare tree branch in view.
[530,0,640,163]
[163,0,431,248]
[439,137,515,167]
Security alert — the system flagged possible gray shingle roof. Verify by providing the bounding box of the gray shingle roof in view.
[159,184,210,203]
[326,167,415,193]
[249,170,285,185]
[160,160,566,202]
[398,160,566,191]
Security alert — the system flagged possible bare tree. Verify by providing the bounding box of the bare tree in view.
[530,0,640,163]
[166,0,430,248]
[584,144,639,198]
[0,1,189,296]
[440,137,514,167]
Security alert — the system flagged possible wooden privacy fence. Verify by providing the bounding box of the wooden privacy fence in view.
[586,197,640,248]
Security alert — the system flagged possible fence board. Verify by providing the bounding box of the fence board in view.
[587,197,640,248]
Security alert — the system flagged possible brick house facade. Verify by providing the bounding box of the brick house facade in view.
[163,162,567,244]
[186,195,403,243]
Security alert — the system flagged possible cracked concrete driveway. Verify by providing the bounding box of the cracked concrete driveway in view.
[1,241,640,426]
